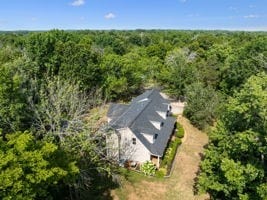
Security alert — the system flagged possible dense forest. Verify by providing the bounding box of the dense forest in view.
[0,30,266,199]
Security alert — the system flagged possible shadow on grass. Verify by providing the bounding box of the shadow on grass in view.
[86,168,154,199]
[50,173,121,200]
[193,151,206,195]
[83,174,120,200]
[120,168,147,183]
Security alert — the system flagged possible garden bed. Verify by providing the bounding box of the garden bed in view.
[157,122,184,177]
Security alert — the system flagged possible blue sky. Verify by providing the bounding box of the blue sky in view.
[0,0,266,31]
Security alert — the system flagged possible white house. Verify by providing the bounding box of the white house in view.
[106,89,176,168]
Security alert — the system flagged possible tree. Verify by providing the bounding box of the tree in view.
[0,60,33,135]
[30,77,114,198]
[55,40,103,91]
[25,30,74,77]
[31,77,93,138]
[219,36,267,94]
[222,72,267,133]
[0,131,78,200]
[184,82,221,130]
[160,48,196,98]
[100,52,145,100]
[198,73,267,199]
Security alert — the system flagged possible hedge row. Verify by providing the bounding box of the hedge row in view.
[175,123,185,138]
[159,123,185,176]
[161,137,181,171]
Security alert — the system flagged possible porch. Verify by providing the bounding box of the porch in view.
[151,155,161,168]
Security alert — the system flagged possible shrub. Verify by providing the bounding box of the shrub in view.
[171,113,178,118]
[161,138,182,173]
[140,161,156,176]
[175,123,184,138]
[155,168,167,178]
[161,146,172,166]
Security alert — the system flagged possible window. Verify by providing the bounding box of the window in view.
[160,122,164,127]
[166,110,169,117]
[154,134,158,140]
[132,138,136,145]
[168,105,172,111]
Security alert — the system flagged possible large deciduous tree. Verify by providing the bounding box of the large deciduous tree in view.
[160,48,196,98]
[198,73,267,200]
[30,77,114,198]
[184,82,221,130]
[0,131,79,200]
[0,60,33,135]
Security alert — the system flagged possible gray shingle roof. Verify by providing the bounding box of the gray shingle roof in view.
[108,89,176,157]
[107,103,129,119]
[109,99,151,129]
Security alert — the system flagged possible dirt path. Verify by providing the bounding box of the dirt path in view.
[111,116,209,200]
[165,116,209,200]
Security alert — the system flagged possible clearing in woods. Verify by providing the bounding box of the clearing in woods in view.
[111,115,209,200]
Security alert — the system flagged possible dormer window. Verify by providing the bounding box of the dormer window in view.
[157,111,166,119]
[160,122,164,127]
[132,138,136,145]
[150,120,161,130]
[142,132,154,143]
[154,134,158,140]
[168,104,172,111]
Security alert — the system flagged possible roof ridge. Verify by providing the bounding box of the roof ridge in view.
[147,88,156,98]
[127,89,156,127]
[128,99,151,127]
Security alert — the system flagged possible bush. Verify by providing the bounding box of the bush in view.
[161,147,172,166]
[175,123,184,138]
[155,168,167,178]
[140,161,156,176]
[171,113,178,118]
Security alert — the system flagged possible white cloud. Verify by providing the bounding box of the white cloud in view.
[104,12,116,19]
[229,6,238,11]
[70,0,85,7]
[244,14,259,19]
[31,17,38,22]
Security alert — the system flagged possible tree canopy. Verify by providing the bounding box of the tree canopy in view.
[0,131,78,200]
[198,73,267,200]
[0,29,266,199]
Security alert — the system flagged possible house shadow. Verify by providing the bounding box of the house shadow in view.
[83,173,121,200]
[49,172,120,200]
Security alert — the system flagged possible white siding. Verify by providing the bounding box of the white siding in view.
[119,128,151,163]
